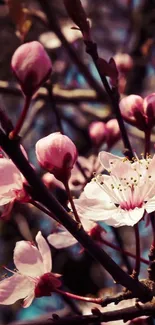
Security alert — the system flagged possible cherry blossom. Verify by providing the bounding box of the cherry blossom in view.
[0,157,28,218]
[48,217,96,249]
[74,152,155,227]
[0,232,61,307]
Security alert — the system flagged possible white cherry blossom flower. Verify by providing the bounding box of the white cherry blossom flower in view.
[0,232,61,308]
[74,152,155,227]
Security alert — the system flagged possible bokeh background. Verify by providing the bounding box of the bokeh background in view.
[0,0,155,324]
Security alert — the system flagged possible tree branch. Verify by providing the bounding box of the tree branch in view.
[0,129,153,302]
[10,301,155,325]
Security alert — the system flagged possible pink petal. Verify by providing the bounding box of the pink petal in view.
[0,159,23,195]
[0,274,33,305]
[23,291,35,308]
[48,231,77,249]
[36,231,52,273]
[14,240,44,277]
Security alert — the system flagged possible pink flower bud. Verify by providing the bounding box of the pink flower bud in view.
[105,119,120,148]
[120,94,155,131]
[11,41,52,97]
[114,53,133,74]
[88,121,106,146]
[36,132,78,182]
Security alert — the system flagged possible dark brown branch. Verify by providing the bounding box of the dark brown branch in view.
[10,301,155,325]
[0,129,153,302]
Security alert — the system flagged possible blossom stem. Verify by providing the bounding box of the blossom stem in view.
[84,40,134,160]
[9,96,31,139]
[132,224,141,278]
[144,128,151,158]
[56,289,103,305]
[0,130,153,302]
[64,180,81,223]
[101,238,149,265]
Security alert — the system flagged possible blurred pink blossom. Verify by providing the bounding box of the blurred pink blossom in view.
[0,232,61,308]
[89,121,106,146]
[114,53,133,74]
[88,119,120,148]
[11,41,52,97]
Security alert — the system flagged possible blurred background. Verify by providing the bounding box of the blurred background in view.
[0,0,155,324]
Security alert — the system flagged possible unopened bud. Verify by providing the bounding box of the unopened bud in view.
[114,53,133,74]
[89,121,106,147]
[11,41,52,97]
[120,94,155,131]
[63,0,91,40]
[105,119,120,148]
[36,132,78,183]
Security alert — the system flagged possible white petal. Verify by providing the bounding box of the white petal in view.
[81,218,95,232]
[23,291,35,308]
[14,240,44,277]
[36,231,52,273]
[0,274,32,305]
[84,181,111,201]
[145,196,155,214]
[104,207,145,227]
[99,151,122,170]
[48,231,77,249]
[74,195,116,222]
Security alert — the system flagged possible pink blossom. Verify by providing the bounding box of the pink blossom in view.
[105,119,120,148]
[120,94,155,130]
[11,41,52,97]
[89,121,106,146]
[36,132,78,182]
[114,53,133,73]
[0,232,61,307]
[0,157,28,218]
[88,120,120,148]
[74,151,155,227]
